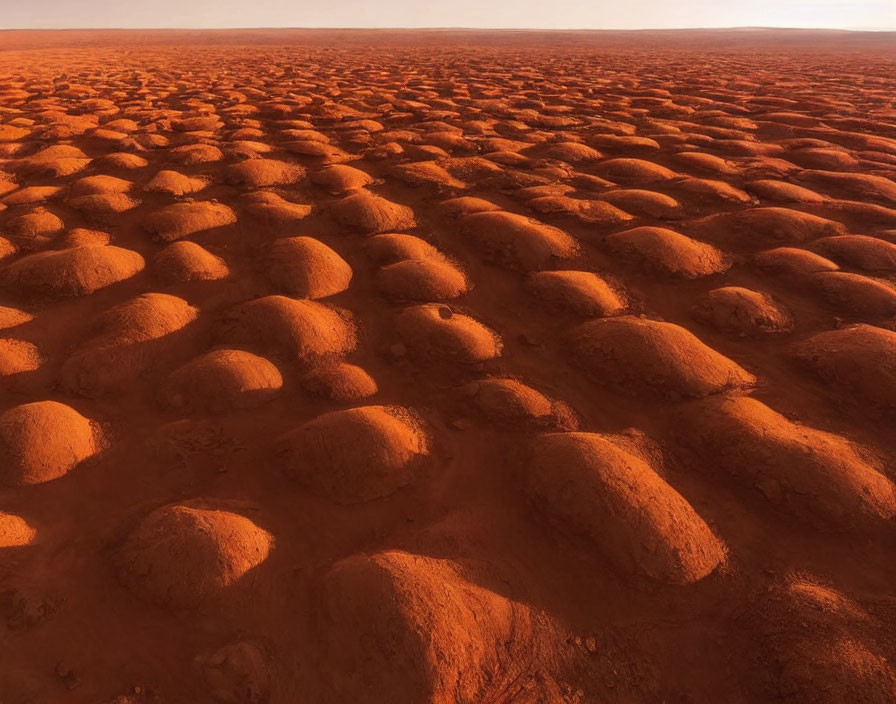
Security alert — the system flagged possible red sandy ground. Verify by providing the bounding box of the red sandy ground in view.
[1,28,896,704]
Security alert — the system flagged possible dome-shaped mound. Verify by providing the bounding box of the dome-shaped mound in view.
[98,152,149,170]
[599,189,682,219]
[605,226,729,278]
[168,143,224,164]
[59,228,110,248]
[810,235,896,273]
[793,325,896,409]
[153,241,229,282]
[15,145,91,177]
[318,550,537,704]
[393,161,466,189]
[439,196,502,218]
[754,246,840,277]
[526,432,725,584]
[540,141,602,163]
[0,512,36,548]
[0,401,99,486]
[692,207,846,249]
[0,338,42,375]
[460,210,578,270]
[675,178,753,205]
[242,191,312,226]
[302,361,378,402]
[311,164,374,194]
[274,405,427,503]
[1,245,145,298]
[0,306,33,330]
[797,169,896,205]
[375,258,469,301]
[6,207,65,249]
[745,179,826,203]
[331,191,417,234]
[594,157,677,183]
[677,395,896,525]
[67,192,141,218]
[811,272,896,319]
[528,270,625,316]
[267,237,352,299]
[117,504,273,609]
[142,201,238,242]
[526,196,634,225]
[692,286,793,335]
[225,158,305,188]
[221,295,355,363]
[461,378,570,429]
[161,349,283,413]
[365,234,443,265]
[395,304,502,363]
[570,316,755,398]
[143,169,208,196]
[69,174,132,196]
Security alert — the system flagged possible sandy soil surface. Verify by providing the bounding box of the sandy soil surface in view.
[1,28,896,704]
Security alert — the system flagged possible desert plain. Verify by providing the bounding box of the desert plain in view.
[0,27,896,703]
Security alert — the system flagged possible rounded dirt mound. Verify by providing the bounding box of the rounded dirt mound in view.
[605,226,730,278]
[69,174,131,196]
[599,189,682,219]
[0,306,33,330]
[0,512,36,547]
[810,272,896,319]
[395,304,502,363]
[243,191,312,226]
[809,235,896,273]
[528,270,625,316]
[117,504,273,609]
[318,550,538,704]
[330,191,417,234]
[153,241,229,282]
[460,378,573,430]
[274,405,427,503]
[754,246,839,277]
[526,432,725,584]
[439,196,501,218]
[221,295,355,363]
[311,164,374,194]
[365,233,443,265]
[460,210,579,270]
[1,245,145,298]
[0,338,42,375]
[375,258,469,301]
[676,395,896,524]
[161,349,283,413]
[594,157,678,183]
[0,401,99,486]
[142,201,238,241]
[691,286,793,335]
[570,316,755,398]
[745,179,826,203]
[6,207,65,249]
[302,361,378,402]
[693,207,847,249]
[225,158,305,188]
[267,237,353,299]
[793,324,896,409]
[143,169,208,196]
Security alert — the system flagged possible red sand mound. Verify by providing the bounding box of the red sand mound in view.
[142,200,238,241]
[0,511,36,547]
[330,191,417,234]
[526,432,725,583]
[267,237,353,299]
[153,241,229,282]
[6,207,65,249]
[810,235,896,273]
[528,270,625,316]
[301,361,378,402]
[754,246,840,276]
[395,304,502,362]
[691,286,793,335]
[1,245,145,298]
[676,395,896,524]
[0,401,99,486]
[365,233,443,265]
[594,157,678,183]
[242,190,312,225]
[570,316,755,398]
[605,226,730,278]
[225,158,305,188]
[460,377,574,430]
[599,188,682,218]
[161,349,283,413]
[311,164,375,194]
[810,271,896,319]
[143,169,208,196]
[375,258,469,301]
[318,550,539,703]
[0,338,42,375]
[117,504,272,609]
[274,405,427,503]
[0,305,33,330]
[460,210,579,270]
[692,207,847,248]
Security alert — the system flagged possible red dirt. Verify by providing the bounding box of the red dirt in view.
[1,27,896,704]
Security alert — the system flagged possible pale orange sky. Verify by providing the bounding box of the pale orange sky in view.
[1,0,894,30]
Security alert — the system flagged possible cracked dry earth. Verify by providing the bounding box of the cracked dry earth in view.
[1,28,896,704]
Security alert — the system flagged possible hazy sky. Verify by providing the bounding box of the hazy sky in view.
[1,0,894,30]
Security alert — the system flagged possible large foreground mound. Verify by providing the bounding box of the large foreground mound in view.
[0,401,99,486]
[274,405,427,503]
[117,504,273,609]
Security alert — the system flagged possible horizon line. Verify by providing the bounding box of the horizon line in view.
[2,25,896,33]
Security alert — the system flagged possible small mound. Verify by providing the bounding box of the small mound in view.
[15,145,91,177]
[311,164,374,194]
[526,196,634,225]
[599,189,682,219]
[274,406,427,503]
[670,151,739,175]
[460,210,579,270]
[793,324,896,409]
[0,512,36,548]
[528,270,625,316]
[153,241,229,282]
[6,207,65,249]
[318,550,537,704]
[673,177,754,204]
[746,179,827,203]
[143,201,238,242]
[117,504,272,609]
[393,161,466,189]
[331,191,417,234]
[754,246,840,276]
[605,226,730,278]
[594,157,677,183]
[1,245,145,298]
[168,143,224,165]
[225,158,305,188]
[69,175,131,196]
[569,316,755,398]
[98,152,148,170]
[161,349,283,413]
[460,378,569,429]
[691,286,793,335]
[267,237,352,299]
[302,361,378,402]
[0,305,33,330]
[810,235,896,273]
[395,304,502,363]
[0,338,42,375]
[811,272,896,319]
[143,170,208,196]
[693,207,847,248]
[59,228,110,248]
[676,395,896,523]
[797,169,896,205]
[0,401,98,486]
[221,295,355,363]
[541,141,602,162]
[526,432,725,584]
[2,185,62,206]
[375,258,469,301]
[439,196,502,218]
[242,191,312,226]
[365,233,442,265]
[67,192,141,217]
